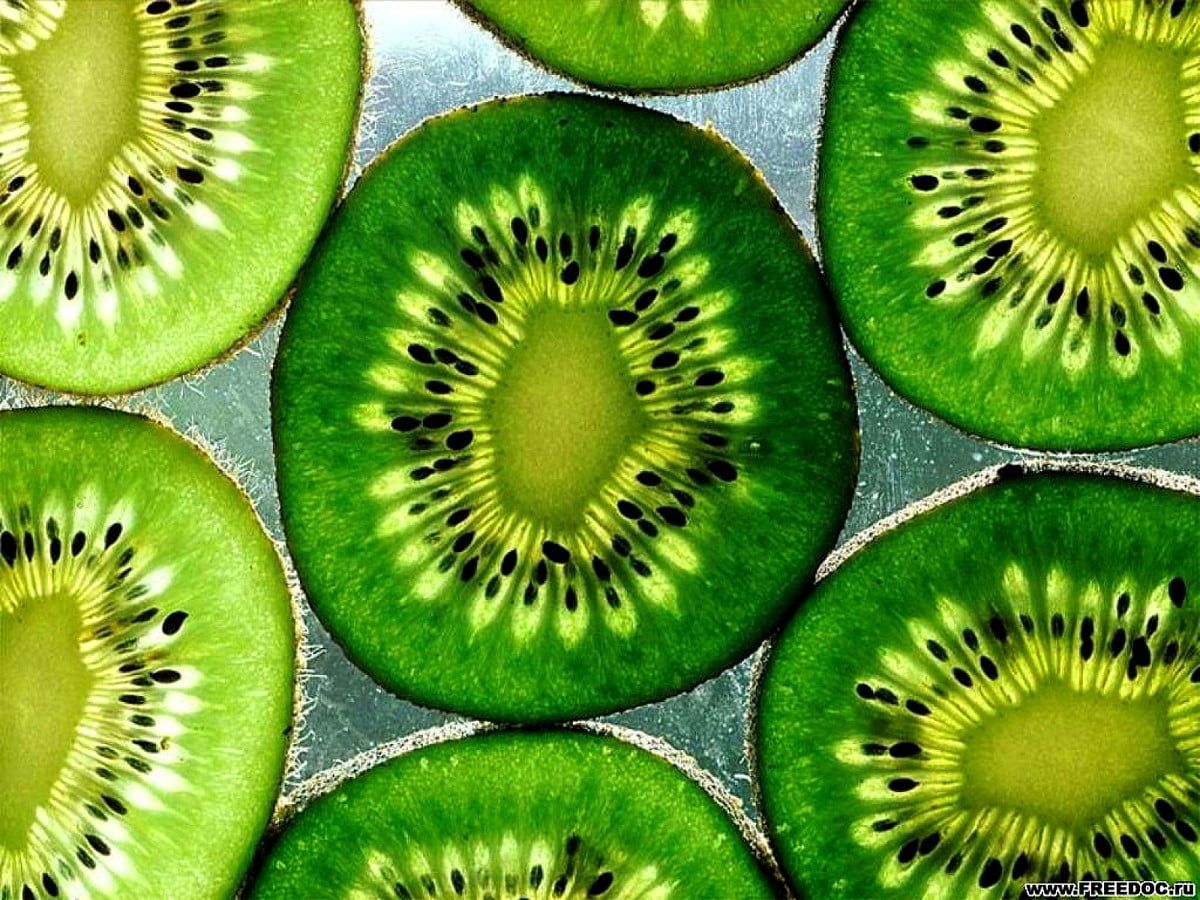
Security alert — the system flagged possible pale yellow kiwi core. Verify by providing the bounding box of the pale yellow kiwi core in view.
[0,592,93,849]
[7,0,142,205]
[489,307,648,528]
[1032,38,1189,255]
[960,680,1183,828]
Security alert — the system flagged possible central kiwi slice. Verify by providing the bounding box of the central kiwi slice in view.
[272,92,857,722]
[456,0,849,93]
[0,406,295,899]
[755,467,1200,896]
[248,727,779,898]
[821,0,1200,449]
[0,0,361,393]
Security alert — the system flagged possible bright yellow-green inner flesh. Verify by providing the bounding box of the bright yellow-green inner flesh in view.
[960,680,1183,828]
[1032,38,1188,255]
[489,307,647,527]
[8,0,142,204]
[0,592,93,849]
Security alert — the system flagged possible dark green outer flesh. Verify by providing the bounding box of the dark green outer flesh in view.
[457,0,848,93]
[248,729,778,899]
[756,471,1200,897]
[820,0,1200,451]
[273,93,857,722]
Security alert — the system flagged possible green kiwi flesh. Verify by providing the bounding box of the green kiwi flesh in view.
[756,468,1200,897]
[272,93,857,722]
[0,406,294,899]
[457,0,848,93]
[248,729,777,898]
[0,0,361,394]
[821,0,1200,450]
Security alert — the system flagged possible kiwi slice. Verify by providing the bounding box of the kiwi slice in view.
[755,464,1200,896]
[249,726,779,898]
[0,0,362,394]
[821,0,1200,450]
[455,0,848,93]
[0,406,294,898]
[272,92,857,722]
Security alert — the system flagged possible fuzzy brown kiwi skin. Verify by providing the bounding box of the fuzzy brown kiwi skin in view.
[269,89,861,725]
[745,458,1200,898]
[241,721,790,898]
[448,0,859,98]
[4,0,371,400]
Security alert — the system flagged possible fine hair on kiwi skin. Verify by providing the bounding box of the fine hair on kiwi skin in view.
[749,458,1200,896]
[447,0,855,97]
[247,720,788,896]
[0,0,367,396]
[0,396,311,897]
[271,90,859,723]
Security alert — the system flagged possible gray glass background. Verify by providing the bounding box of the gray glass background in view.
[9,0,1200,827]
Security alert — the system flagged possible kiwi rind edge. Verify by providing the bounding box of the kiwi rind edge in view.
[270,89,860,724]
[2,0,372,400]
[255,721,788,896]
[0,393,310,852]
[447,0,860,97]
[745,457,1200,896]
[813,0,1200,454]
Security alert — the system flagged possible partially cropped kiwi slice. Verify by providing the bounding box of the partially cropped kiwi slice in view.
[756,465,1200,896]
[0,406,294,898]
[456,0,848,93]
[272,92,857,722]
[0,0,361,394]
[249,727,779,898]
[822,0,1200,450]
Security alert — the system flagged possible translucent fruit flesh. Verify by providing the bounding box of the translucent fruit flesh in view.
[460,0,849,92]
[758,473,1200,896]
[822,0,1200,449]
[0,407,294,899]
[0,0,361,393]
[273,93,857,721]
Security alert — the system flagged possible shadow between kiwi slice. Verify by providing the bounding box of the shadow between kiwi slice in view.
[0,405,296,899]
[247,723,782,898]
[0,0,363,394]
[452,0,850,95]
[754,461,1200,897]
[272,92,858,723]
[821,0,1200,450]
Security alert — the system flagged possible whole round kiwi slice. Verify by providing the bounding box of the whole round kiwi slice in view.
[0,406,295,898]
[755,464,1200,896]
[0,0,362,394]
[821,0,1200,450]
[249,726,779,898]
[272,92,857,722]
[455,0,848,93]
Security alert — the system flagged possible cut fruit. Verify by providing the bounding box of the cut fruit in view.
[272,92,857,722]
[0,0,362,393]
[0,406,294,899]
[248,727,778,898]
[755,466,1200,897]
[820,0,1200,450]
[456,0,848,93]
